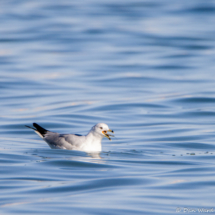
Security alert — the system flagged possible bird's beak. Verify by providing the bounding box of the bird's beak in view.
[102,129,114,141]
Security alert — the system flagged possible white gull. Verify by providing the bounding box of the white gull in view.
[25,123,114,152]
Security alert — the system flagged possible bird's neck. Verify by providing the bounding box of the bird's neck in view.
[86,131,103,142]
[85,131,103,152]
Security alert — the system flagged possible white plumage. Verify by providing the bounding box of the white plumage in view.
[26,123,114,152]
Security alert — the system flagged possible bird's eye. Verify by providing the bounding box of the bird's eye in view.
[100,127,103,130]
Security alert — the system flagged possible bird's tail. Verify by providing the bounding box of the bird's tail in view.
[25,123,48,138]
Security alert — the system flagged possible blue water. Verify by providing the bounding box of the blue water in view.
[1,0,215,214]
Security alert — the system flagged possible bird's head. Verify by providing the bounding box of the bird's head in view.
[92,123,114,140]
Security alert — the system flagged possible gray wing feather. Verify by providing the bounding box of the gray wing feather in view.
[43,132,86,150]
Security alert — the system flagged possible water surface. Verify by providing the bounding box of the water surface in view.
[1,0,215,214]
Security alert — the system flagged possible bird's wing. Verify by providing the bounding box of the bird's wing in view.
[44,133,86,150]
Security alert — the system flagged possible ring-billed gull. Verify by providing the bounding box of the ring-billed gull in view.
[25,123,114,152]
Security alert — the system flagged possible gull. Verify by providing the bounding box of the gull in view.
[25,123,114,152]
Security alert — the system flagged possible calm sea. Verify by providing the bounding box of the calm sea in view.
[1,0,215,214]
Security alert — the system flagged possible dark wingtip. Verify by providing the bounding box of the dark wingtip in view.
[33,122,38,127]
[32,123,48,137]
[25,125,36,130]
